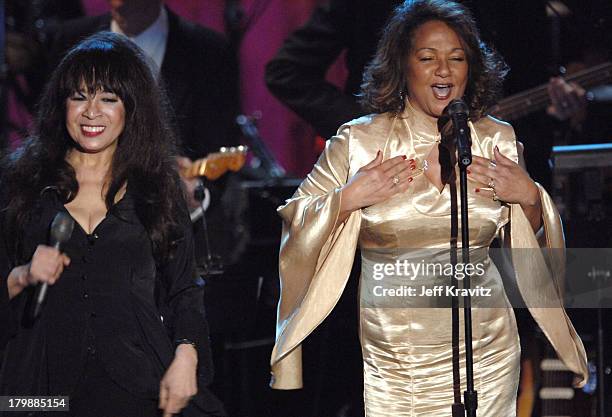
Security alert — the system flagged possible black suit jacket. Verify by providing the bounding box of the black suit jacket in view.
[265,0,400,140]
[51,8,240,160]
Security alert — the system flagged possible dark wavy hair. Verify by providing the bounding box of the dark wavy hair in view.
[1,32,185,263]
[359,0,508,120]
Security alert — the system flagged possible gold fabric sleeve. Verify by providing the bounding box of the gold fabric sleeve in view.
[271,126,361,389]
[507,185,588,387]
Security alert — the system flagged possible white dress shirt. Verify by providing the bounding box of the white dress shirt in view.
[110,7,169,77]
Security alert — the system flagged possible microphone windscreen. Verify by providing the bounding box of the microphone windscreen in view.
[50,212,75,245]
[446,99,469,117]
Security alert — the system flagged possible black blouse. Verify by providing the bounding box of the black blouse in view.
[0,186,214,402]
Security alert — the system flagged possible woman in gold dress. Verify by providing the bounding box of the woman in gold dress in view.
[270,1,588,415]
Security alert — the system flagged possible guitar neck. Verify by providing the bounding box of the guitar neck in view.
[181,146,248,180]
[489,62,612,121]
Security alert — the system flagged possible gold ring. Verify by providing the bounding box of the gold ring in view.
[392,176,400,185]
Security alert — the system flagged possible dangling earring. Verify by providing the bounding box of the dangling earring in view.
[398,90,406,111]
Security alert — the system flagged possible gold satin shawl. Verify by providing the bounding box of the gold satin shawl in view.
[271,110,588,390]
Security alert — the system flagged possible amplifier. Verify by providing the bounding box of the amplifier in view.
[551,143,612,247]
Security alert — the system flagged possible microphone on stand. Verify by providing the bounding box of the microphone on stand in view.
[446,99,472,168]
[441,99,479,416]
[27,212,74,322]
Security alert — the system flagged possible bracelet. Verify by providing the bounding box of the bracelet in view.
[174,338,197,349]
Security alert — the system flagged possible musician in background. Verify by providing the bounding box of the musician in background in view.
[547,0,612,145]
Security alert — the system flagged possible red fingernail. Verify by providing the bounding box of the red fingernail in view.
[408,177,413,182]
[495,146,499,152]
[402,155,407,160]
[475,188,480,193]
[409,158,415,162]
[467,169,471,174]
[410,165,416,170]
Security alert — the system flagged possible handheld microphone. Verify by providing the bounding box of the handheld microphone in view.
[446,99,472,167]
[29,212,75,321]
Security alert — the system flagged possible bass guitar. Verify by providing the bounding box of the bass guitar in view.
[489,62,612,121]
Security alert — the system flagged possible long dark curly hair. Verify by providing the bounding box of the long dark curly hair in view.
[1,32,185,263]
[360,0,508,120]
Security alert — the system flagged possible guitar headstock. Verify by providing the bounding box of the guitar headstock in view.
[182,145,248,180]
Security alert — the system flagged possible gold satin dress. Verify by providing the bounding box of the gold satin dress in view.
[270,102,588,417]
[357,106,519,415]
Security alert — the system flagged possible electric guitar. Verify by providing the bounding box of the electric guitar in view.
[517,329,597,417]
[181,145,248,225]
[180,145,248,180]
[489,61,612,121]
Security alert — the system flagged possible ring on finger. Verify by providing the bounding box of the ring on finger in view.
[487,178,495,189]
[492,190,499,201]
[489,160,497,168]
[392,176,400,185]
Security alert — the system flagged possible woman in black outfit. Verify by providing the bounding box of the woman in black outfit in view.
[0,32,223,416]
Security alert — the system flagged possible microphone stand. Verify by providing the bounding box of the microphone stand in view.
[441,105,478,417]
[236,113,286,180]
[458,154,478,417]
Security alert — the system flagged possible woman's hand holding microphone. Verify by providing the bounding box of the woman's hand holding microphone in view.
[7,245,71,300]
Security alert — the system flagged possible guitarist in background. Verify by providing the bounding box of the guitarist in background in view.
[264,1,600,416]
[549,0,612,146]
